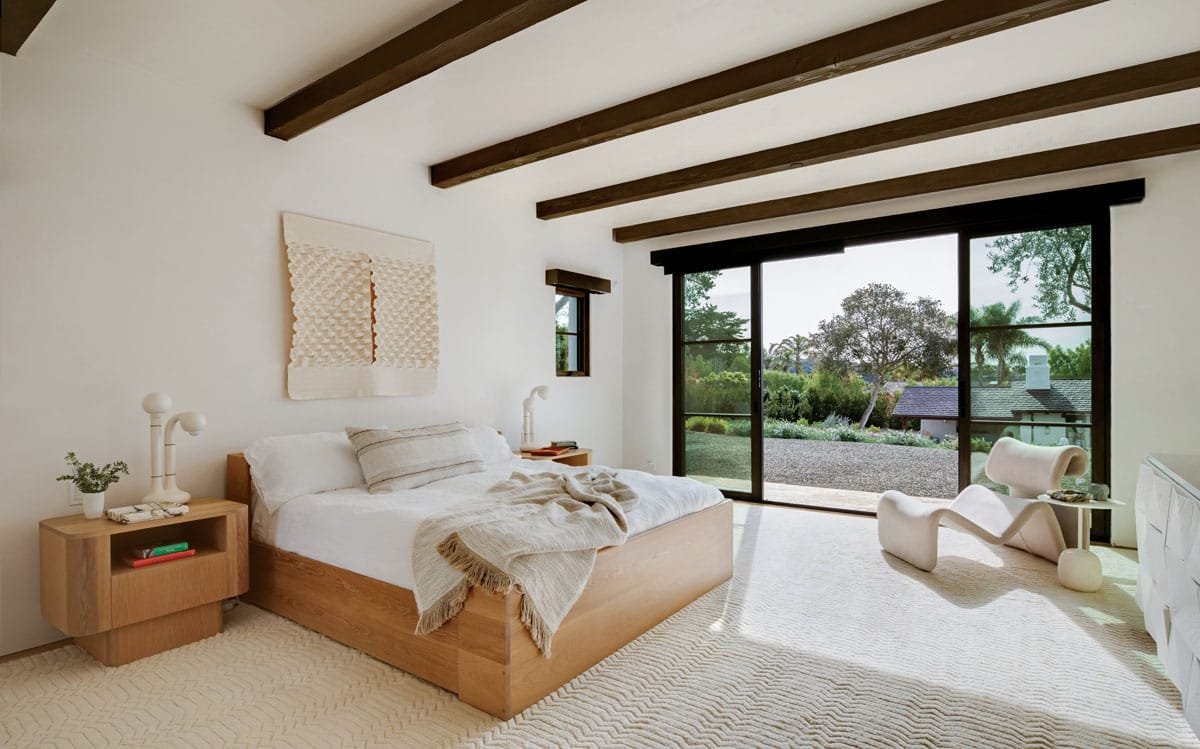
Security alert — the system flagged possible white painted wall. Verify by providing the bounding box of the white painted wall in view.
[1110,153,1200,548]
[622,153,1200,550]
[0,51,622,655]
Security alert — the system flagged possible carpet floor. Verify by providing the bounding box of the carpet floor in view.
[2,503,1194,748]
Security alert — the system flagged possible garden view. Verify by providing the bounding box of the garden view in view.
[682,227,1096,507]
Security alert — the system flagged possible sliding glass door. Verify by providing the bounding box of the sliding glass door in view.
[668,184,1116,537]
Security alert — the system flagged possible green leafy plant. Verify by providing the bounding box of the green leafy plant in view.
[684,416,729,435]
[55,452,129,494]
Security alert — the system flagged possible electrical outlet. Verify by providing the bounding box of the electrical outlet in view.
[646,460,657,473]
[67,484,82,506]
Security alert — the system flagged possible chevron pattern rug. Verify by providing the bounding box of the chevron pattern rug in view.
[2,503,1195,748]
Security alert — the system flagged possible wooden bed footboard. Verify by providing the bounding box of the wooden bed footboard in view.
[226,453,734,718]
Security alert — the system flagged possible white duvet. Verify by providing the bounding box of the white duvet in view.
[254,458,724,591]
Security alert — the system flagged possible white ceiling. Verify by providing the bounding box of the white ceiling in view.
[22,0,1200,246]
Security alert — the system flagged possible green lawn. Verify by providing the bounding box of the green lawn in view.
[684,431,751,485]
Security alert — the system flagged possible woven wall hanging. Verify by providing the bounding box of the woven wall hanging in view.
[283,213,438,399]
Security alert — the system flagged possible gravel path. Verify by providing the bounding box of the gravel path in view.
[764,439,958,499]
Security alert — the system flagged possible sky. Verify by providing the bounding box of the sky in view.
[705,232,1091,355]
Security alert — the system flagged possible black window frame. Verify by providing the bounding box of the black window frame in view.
[555,286,590,377]
[658,180,1142,542]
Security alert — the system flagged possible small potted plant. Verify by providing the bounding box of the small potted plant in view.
[56,452,130,519]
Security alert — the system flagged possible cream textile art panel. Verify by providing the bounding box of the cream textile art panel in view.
[283,213,438,399]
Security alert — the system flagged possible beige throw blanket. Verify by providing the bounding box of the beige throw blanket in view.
[413,470,638,656]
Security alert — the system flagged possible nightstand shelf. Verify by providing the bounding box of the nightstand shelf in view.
[40,497,248,666]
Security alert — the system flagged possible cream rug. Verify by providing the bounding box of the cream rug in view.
[2,503,1195,748]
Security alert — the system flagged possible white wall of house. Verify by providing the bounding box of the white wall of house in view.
[920,419,957,441]
[0,51,623,656]
[623,152,1200,550]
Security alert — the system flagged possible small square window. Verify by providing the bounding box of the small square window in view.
[555,288,589,376]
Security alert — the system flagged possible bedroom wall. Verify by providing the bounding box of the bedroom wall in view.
[0,52,623,655]
[622,151,1200,550]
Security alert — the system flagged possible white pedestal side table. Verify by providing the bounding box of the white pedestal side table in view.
[1038,495,1123,592]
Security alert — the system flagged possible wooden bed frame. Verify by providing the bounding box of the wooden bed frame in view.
[225,453,733,718]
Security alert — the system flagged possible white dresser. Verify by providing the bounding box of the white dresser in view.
[1137,453,1200,732]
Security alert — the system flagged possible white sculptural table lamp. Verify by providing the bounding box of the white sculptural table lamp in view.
[520,385,549,451]
[142,392,207,503]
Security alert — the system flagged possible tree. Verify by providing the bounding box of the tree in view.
[1047,340,1092,379]
[971,301,1047,385]
[765,334,812,373]
[814,284,955,427]
[682,271,747,341]
[987,226,1091,320]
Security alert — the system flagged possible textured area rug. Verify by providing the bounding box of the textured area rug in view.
[2,504,1195,748]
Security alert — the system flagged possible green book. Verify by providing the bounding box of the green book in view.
[149,541,189,557]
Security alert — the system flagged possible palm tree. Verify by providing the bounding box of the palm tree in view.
[766,334,811,373]
[972,301,1047,385]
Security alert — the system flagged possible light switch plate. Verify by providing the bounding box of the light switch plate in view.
[67,484,82,506]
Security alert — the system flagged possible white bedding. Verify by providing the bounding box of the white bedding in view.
[252,457,724,591]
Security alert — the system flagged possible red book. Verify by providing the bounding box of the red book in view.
[531,447,569,456]
[123,548,196,568]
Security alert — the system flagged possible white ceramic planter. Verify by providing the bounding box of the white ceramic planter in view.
[81,491,106,520]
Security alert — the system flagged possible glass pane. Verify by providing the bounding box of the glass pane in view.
[555,294,579,334]
[760,236,960,509]
[556,333,579,372]
[684,342,751,414]
[683,268,750,342]
[684,427,751,494]
[966,425,1093,494]
[969,327,1091,418]
[970,225,1092,325]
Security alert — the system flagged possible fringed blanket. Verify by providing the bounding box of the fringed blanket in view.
[412,470,638,656]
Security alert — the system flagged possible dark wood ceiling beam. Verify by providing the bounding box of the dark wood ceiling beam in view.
[1,0,57,56]
[539,51,1200,219]
[265,0,587,140]
[611,123,1200,243]
[430,0,1105,187]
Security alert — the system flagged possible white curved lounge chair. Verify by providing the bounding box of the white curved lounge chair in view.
[878,437,1088,572]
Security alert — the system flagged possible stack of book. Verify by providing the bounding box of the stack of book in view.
[122,540,196,568]
[528,441,577,457]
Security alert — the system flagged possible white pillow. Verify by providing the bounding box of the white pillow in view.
[244,431,365,514]
[468,425,516,466]
[346,423,485,493]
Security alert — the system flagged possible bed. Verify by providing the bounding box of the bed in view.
[224,442,732,719]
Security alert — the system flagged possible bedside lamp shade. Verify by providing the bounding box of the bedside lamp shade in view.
[142,392,206,503]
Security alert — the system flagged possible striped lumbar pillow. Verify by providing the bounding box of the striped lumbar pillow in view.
[346,423,485,493]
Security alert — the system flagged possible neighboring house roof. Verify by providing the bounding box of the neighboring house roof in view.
[892,386,959,418]
[893,381,1092,420]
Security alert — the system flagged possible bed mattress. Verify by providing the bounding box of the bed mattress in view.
[252,458,724,591]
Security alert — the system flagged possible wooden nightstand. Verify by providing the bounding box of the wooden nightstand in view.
[39,497,248,666]
[519,448,593,467]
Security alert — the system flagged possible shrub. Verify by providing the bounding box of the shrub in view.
[685,415,729,434]
[879,431,937,448]
[971,437,992,453]
[685,370,750,414]
[763,369,808,393]
[834,426,869,442]
[822,413,852,429]
[764,386,810,422]
[726,419,752,437]
[763,419,825,440]
[805,370,870,425]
